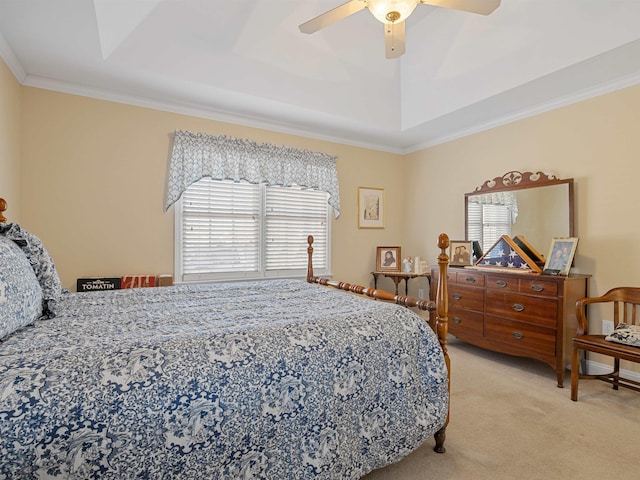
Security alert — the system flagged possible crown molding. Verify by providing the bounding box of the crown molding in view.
[0,31,26,82]
[409,70,640,152]
[21,74,405,155]
[15,67,640,156]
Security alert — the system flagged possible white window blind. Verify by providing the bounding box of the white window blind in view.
[467,203,512,251]
[176,178,330,283]
[265,186,328,272]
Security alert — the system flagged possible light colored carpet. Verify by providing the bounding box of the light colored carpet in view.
[363,337,640,480]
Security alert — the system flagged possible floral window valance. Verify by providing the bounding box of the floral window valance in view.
[165,131,341,217]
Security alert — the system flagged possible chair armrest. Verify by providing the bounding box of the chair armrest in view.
[576,297,608,335]
[575,295,611,335]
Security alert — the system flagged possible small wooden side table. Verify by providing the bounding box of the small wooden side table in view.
[370,271,430,295]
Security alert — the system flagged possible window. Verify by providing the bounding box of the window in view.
[175,178,331,283]
[467,202,513,252]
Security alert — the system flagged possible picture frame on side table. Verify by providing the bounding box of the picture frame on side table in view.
[450,240,474,266]
[376,246,401,272]
[358,187,384,228]
[543,237,579,276]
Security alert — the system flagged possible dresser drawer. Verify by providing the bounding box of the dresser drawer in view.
[449,284,484,311]
[454,271,485,287]
[486,290,557,327]
[486,275,558,298]
[486,274,519,292]
[485,316,556,356]
[519,279,558,297]
[449,308,484,338]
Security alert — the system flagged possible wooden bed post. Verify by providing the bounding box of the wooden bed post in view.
[433,232,450,454]
[306,235,314,283]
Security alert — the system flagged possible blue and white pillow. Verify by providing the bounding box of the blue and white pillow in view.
[0,223,62,318]
[0,235,43,339]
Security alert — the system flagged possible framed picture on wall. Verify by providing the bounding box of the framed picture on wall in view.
[376,246,401,272]
[543,237,579,275]
[358,187,384,228]
[450,240,474,266]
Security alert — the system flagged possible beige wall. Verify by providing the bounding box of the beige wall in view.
[0,57,21,221]
[15,87,405,291]
[405,83,640,337]
[4,54,640,320]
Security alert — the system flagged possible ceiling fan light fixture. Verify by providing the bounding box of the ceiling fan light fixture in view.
[299,0,501,59]
[367,0,418,24]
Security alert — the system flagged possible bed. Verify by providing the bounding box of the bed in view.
[0,197,450,479]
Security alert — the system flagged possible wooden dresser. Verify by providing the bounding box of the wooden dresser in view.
[430,267,589,387]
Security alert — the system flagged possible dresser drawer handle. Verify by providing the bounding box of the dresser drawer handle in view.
[496,280,507,288]
[512,331,524,340]
[531,284,544,292]
[512,303,525,312]
[465,277,476,284]
[453,316,462,324]
[453,293,462,300]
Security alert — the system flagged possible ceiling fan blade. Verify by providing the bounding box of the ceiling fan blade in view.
[384,21,406,59]
[419,0,501,15]
[299,0,367,34]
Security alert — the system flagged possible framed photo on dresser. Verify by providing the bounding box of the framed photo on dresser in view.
[450,240,473,266]
[543,237,579,275]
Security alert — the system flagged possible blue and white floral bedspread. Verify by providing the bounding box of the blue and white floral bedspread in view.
[0,279,448,479]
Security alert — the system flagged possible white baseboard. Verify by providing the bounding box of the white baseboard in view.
[584,360,640,382]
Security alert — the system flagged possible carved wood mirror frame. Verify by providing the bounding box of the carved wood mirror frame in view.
[465,171,575,250]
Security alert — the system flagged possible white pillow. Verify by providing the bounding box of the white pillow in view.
[0,235,43,339]
[605,323,640,348]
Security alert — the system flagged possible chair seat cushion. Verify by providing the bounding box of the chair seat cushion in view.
[606,323,640,348]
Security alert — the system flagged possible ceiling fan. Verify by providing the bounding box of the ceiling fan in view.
[299,0,501,59]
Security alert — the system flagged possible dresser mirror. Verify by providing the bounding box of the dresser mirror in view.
[465,171,574,257]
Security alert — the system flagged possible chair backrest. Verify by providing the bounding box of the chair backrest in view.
[576,287,640,335]
[601,287,640,327]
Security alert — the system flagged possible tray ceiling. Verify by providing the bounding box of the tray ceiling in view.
[1,0,640,153]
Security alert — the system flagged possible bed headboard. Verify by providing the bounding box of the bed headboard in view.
[0,197,7,223]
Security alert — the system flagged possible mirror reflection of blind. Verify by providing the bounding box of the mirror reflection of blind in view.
[468,203,512,251]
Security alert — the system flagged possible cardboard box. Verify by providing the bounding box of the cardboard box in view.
[157,274,174,287]
[77,277,121,292]
[121,275,157,289]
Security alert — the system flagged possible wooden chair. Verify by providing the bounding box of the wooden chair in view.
[571,287,640,401]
